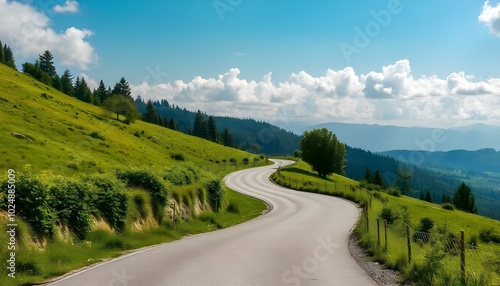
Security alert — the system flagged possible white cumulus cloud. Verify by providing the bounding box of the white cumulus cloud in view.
[126,60,500,127]
[479,0,500,36]
[0,0,97,69]
[54,0,79,14]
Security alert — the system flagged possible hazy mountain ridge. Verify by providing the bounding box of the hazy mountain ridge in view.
[292,122,500,152]
[380,149,500,174]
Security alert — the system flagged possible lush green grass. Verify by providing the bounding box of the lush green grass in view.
[272,161,500,285]
[0,64,270,286]
[0,64,262,175]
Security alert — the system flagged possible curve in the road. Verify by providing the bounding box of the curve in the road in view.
[47,159,376,286]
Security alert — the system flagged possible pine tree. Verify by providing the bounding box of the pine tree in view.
[453,182,477,213]
[168,118,177,130]
[112,77,132,99]
[38,50,57,78]
[143,99,160,125]
[373,170,384,187]
[425,191,433,203]
[52,74,62,91]
[192,110,209,139]
[93,80,109,104]
[207,115,218,142]
[75,77,94,104]
[3,44,16,70]
[0,40,4,63]
[363,167,372,183]
[222,128,234,147]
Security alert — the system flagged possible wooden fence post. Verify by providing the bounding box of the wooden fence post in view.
[460,230,465,282]
[384,220,388,249]
[406,225,412,263]
[365,205,369,233]
[377,219,380,247]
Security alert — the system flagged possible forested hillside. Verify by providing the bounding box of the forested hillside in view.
[134,98,299,154]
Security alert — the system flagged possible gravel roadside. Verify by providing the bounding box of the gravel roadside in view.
[348,233,408,286]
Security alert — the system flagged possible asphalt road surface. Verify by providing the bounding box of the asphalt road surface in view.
[47,159,376,286]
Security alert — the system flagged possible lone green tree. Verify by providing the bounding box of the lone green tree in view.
[453,182,477,213]
[299,128,346,178]
[103,94,140,123]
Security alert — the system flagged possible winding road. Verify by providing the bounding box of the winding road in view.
[47,160,376,286]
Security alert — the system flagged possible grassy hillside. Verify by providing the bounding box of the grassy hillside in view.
[272,161,500,285]
[0,65,260,174]
[0,64,269,285]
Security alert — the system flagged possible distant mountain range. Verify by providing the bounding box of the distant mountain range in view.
[289,122,500,152]
[380,149,500,174]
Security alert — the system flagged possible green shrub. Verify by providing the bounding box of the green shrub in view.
[386,187,401,197]
[380,206,399,224]
[163,162,201,186]
[242,158,249,165]
[405,248,445,285]
[67,162,79,171]
[1,171,55,236]
[207,180,225,212]
[441,203,455,211]
[49,177,93,240]
[479,228,500,243]
[226,201,240,214]
[88,130,105,141]
[116,169,167,223]
[468,234,479,247]
[418,217,435,233]
[170,153,185,161]
[83,175,128,231]
[116,169,167,207]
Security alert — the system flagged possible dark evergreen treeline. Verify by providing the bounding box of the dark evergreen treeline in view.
[0,40,16,70]
[133,98,298,154]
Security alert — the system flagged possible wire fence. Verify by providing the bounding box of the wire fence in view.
[361,209,497,282]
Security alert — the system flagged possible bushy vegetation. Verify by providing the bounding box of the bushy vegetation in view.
[163,162,201,186]
[84,175,128,231]
[49,177,93,240]
[206,180,225,212]
[1,170,55,236]
[479,228,500,244]
[116,169,168,223]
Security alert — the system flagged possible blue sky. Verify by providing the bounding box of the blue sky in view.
[1,0,500,127]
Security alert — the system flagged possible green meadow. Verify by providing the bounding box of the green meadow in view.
[272,161,500,285]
